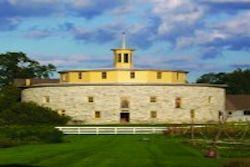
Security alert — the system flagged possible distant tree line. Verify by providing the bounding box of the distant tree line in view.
[196,68,250,94]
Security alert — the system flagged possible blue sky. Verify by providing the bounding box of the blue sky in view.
[0,0,249,82]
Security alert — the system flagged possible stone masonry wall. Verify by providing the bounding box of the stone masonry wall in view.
[22,85,225,124]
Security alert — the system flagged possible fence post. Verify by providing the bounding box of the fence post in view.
[114,128,117,135]
[133,128,136,134]
[96,128,99,135]
[78,127,80,135]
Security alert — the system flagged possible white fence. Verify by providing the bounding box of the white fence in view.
[55,126,168,135]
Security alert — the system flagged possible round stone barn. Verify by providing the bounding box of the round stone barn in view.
[20,34,225,124]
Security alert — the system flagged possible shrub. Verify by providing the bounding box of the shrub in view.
[0,137,19,148]
[0,126,64,146]
[0,102,70,125]
[0,86,21,112]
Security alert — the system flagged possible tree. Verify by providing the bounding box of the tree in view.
[196,68,250,94]
[196,72,227,84]
[226,69,250,94]
[0,52,56,87]
[0,86,21,112]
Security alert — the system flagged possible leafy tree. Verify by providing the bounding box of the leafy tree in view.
[226,69,250,94]
[0,86,21,112]
[0,52,56,87]
[196,68,250,94]
[196,72,227,84]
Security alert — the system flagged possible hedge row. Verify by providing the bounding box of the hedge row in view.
[0,126,63,148]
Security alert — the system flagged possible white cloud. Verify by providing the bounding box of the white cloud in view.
[150,0,204,34]
[176,11,250,48]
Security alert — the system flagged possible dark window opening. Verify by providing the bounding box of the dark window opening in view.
[61,110,65,116]
[118,54,122,62]
[88,97,94,103]
[120,113,129,123]
[244,110,250,115]
[150,97,157,103]
[157,72,162,79]
[95,111,101,118]
[102,72,107,79]
[151,111,157,118]
[78,72,82,79]
[124,53,129,63]
[130,72,135,79]
[190,109,195,118]
[175,97,181,108]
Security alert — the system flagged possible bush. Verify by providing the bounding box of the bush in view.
[0,86,21,112]
[0,137,19,148]
[0,126,64,146]
[0,102,70,125]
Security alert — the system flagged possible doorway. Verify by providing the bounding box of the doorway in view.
[120,113,130,123]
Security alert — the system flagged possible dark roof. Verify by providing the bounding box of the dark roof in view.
[226,95,250,110]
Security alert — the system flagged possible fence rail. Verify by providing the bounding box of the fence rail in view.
[55,126,168,135]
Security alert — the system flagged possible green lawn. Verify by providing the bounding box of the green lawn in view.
[0,135,226,167]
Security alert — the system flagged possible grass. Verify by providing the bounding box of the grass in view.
[0,135,235,167]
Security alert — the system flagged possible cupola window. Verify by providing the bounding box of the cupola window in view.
[118,54,122,62]
[124,53,129,63]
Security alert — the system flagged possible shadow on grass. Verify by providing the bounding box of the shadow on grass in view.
[0,164,42,167]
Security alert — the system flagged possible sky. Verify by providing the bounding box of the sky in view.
[0,0,250,82]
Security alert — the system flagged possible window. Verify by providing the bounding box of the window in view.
[208,96,212,103]
[151,111,157,118]
[176,72,179,80]
[43,96,50,103]
[175,97,181,108]
[190,109,195,118]
[95,111,101,118]
[228,111,232,115]
[88,97,94,103]
[157,72,162,79]
[124,53,129,63]
[218,111,223,120]
[121,99,129,108]
[150,97,157,103]
[58,109,65,116]
[102,72,107,79]
[130,72,135,79]
[118,54,122,62]
[78,72,82,79]
[244,110,250,116]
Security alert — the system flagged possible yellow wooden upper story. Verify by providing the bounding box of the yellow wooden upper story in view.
[58,33,188,84]
[59,69,188,84]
